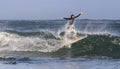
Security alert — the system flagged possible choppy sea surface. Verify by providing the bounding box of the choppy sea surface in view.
[0,19,120,69]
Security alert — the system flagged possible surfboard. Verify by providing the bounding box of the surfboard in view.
[63,34,87,48]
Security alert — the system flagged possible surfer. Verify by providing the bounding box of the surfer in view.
[63,12,83,25]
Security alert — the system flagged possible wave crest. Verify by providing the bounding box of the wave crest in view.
[0,31,62,52]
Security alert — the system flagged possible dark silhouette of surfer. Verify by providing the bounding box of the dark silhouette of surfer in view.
[63,12,83,25]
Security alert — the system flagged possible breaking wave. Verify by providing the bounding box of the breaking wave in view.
[0,20,120,58]
[0,31,63,52]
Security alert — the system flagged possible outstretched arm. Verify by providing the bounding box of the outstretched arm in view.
[75,12,83,18]
[63,17,71,20]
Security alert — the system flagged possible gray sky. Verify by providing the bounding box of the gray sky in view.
[0,0,120,20]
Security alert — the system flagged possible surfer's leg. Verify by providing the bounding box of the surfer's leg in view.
[69,22,73,25]
[69,19,74,25]
[67,26,69,29]
[67,24,71,29]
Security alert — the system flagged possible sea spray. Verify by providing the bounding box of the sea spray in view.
[83,21,107,34]
[0,32,63,52]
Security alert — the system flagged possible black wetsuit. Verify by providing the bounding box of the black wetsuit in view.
[64,13,81,25]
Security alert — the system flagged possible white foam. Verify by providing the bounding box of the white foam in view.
[0,22,88,52]
[0,32,63,52]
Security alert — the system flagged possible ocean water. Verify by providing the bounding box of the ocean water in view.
[0,19,120,69]
[0,57,120,69]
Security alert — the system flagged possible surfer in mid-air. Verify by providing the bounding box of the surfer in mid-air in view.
[63,12,83,25]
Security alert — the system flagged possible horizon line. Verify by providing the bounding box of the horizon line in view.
[0,18,120,21]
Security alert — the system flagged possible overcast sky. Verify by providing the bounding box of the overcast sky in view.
[0,0,120,20]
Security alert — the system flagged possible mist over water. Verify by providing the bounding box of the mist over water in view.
[75,20,120,35]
